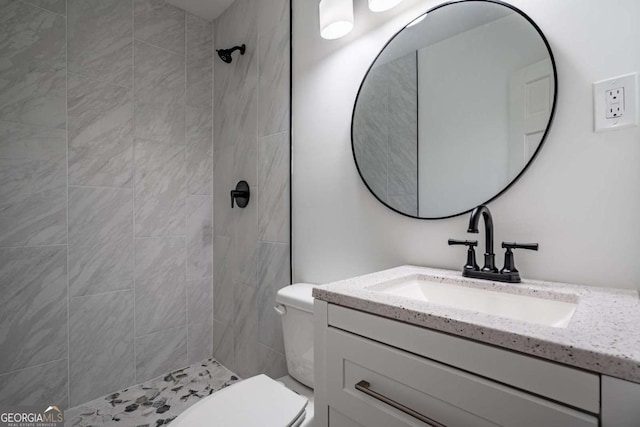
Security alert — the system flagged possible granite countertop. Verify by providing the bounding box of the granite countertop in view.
[312,265,640,383]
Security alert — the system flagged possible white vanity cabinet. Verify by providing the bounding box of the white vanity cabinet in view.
[314,300,640,427]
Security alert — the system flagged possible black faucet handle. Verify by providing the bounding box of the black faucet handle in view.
[448,239,479,271]
[501,242,539,277]
[448,239,478,247]
[502,242,539,251]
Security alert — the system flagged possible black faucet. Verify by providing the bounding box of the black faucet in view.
[449,205,538,283]
[467,205,498,273]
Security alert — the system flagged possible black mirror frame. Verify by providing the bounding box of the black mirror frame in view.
[350,0,558,220]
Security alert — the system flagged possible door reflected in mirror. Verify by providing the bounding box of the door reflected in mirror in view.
[352,0,557,219]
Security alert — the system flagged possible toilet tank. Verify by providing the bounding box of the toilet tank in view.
[275,283,317,389]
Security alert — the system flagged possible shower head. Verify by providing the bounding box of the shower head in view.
[216,44,246,63]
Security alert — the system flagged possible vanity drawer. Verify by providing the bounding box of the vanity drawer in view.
[328,304,600,413]
[326,327,598,427]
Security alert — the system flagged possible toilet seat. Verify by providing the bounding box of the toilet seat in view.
[171,374,308,427]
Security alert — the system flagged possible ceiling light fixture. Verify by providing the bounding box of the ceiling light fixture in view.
[319,0,354,40]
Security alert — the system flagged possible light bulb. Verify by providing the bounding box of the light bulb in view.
[319,0,354,40]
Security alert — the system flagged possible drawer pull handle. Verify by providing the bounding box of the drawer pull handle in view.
[355,380,447,427]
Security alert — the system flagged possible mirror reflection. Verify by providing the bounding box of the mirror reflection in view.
[352,1,556,219]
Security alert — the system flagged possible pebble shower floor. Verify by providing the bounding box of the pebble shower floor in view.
[64,358,240,426]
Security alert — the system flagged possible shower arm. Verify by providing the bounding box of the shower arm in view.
[226,45,245,55]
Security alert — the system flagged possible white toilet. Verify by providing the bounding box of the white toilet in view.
[172,283,317,427]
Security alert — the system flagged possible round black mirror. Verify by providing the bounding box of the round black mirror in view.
[352,0,557,219]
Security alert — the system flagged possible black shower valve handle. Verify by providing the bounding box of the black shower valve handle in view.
[230,190,248,208]
[230,190,241,208]
[230,181,250,208]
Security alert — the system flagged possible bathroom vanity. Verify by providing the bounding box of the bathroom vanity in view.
[312,266,640,427]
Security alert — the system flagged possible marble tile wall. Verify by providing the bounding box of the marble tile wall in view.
[387,54,418,215]
[0,0,213,409]
[352,53,418,216]
[212,0,291,379]
[353,66,389,205]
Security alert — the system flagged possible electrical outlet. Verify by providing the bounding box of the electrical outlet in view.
[605,87,624,119]
[593,73,637,132]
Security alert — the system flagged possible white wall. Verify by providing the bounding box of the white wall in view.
[418,13,547,217]
[292,0,640,290]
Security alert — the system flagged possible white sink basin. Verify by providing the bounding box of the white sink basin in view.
[370,278,576,328]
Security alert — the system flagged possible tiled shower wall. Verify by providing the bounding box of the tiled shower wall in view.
[0,0,213,408]
[212,0,291,379]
